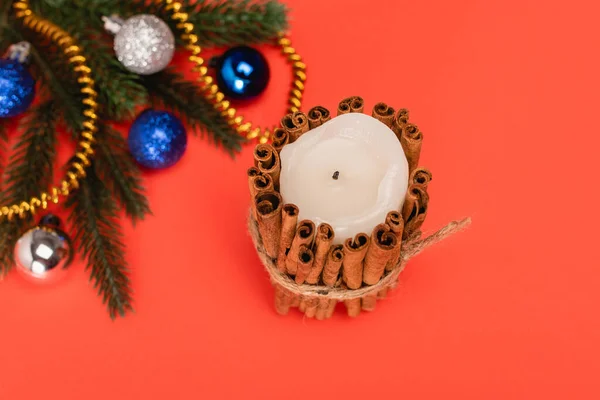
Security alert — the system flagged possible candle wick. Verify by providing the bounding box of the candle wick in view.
[332,171,340,180]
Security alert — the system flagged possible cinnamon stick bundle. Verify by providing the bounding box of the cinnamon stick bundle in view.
[255,191,282,259]
[399,123,423,174]
[271,128,289,154]
[322,244,344,286]
[385,211,404,271]
[294,245,315,285]
[410,167,432,188]
[402,184,430,240]
[372,102,395,128]
[363,224,399,285]
[361,293,377,312]
[307,105,331,129]
[337,96,364,115]
[342,233,370,289]
[276,204,299,273]
[285,220,316,275]
[254,143,281,188]
[305,223,335,284]
[281,111,309,143]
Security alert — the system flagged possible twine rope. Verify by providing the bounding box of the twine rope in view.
[249,215,471,300]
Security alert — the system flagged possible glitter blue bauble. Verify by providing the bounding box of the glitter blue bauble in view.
[215,46,270,100]
[128,110,187,169]
[0,59,36,118]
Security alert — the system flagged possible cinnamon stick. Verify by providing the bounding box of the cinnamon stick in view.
[372,102,395,128]
[290,294,301,308]
[410,167,432,188]
[271,128,289,154]
[304,297,318,318]
[363,224,398,285]
[249,173,274,200]
[255,191,282,259]
[377,287,389,299]
[247,167,260,195]
[325,299,337,318]
[385,211,404,271]
[315,298,330,320]
[338,96,365,115]
[361,293,377,312]
[305,223,334,284]
[345,298,361,318]
[281,111,309,143]
[294,245,314,285]
[274,284,292,315]
[337,96,364,115]
[276,204,299,273]
[285,220,315,275]
[342,233,370,289]
[399,123,423,174]
[402,184,429,240]
[307,105,331,129]
[254,143,281,189]
[322,244,344,286]
[395,108,410,127]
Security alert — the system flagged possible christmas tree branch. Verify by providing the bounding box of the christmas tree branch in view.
[185,0,288,46]
[143,68,246,154]
[0,100,58,275]
[94,124,151,224]
[67,165,134,319]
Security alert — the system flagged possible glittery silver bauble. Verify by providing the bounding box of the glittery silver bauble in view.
[114,14,175,75]
[14,215,72,283]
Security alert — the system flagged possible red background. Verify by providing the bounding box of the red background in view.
[1,0,599,398]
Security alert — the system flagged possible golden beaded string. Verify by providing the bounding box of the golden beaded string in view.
[1,0,305,221]
[1,0,98,222]
[163,0,306,144]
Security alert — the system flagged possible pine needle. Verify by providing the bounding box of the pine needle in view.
[0,100,58,275]
[67,165,134,319]
[94,124,151,224]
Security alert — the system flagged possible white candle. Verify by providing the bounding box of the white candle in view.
[279,113,409,244]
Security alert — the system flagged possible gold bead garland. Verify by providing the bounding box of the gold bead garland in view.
[1,0,305,221]
[0,0,98,221]
[163,0,306,144]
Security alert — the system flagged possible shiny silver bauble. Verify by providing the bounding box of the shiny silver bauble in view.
[114,14,175,75]
[14,222,72,283]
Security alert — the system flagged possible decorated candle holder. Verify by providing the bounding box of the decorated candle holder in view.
[248,96,470,319]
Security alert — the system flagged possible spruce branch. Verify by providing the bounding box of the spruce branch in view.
[0,221,26,277]
[94,124,151,224]
[67,165,134,319]
[0,100,58,275]
[185,0,288,46]
[143,67,245,154]
[3,100,58,206]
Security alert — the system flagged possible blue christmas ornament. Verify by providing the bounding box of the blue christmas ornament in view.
[128,110,187,169]
[0,58,36,118]
[215,46,270,100]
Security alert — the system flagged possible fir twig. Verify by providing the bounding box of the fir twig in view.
[185,0,288,46]
[143,67,245,154]
[67,165,134,319]
[94,124,151,224]
[0,100,58,275]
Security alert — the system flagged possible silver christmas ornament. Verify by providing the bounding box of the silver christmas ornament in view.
[107,14,175,75]
[14,215,72,283]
